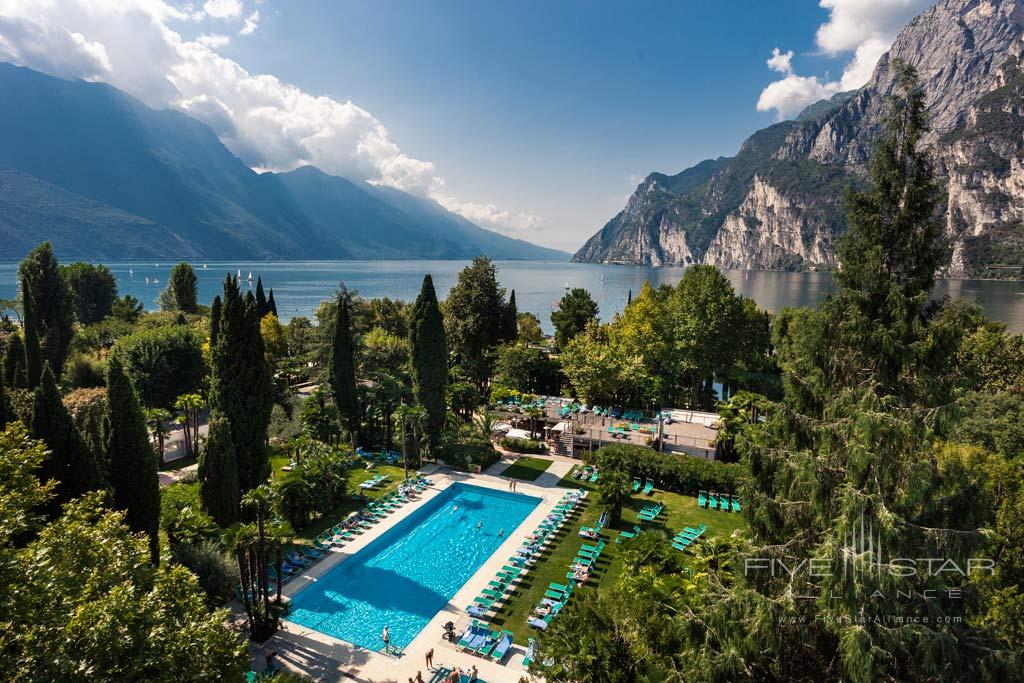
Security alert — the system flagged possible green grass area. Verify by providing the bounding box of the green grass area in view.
[269,453,411,545]
[498,456,553,482]
[487,466,748,643]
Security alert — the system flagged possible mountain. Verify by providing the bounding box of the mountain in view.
[0,63,565,262]
[271,166,567,260]
[574,0,1024,278]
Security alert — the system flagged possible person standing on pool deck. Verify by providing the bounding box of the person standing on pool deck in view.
[425,648,434,669]
[382,625,390,654]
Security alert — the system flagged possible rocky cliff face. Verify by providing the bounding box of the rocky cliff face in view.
[574,0,1024,278]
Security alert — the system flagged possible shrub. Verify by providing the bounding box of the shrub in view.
[112,325,206,408]
[172,540,239,605]
[500,436,546,454]
[438,438,500,472]
[589,443,747,495]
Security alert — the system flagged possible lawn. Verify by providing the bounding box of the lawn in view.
[269,453,411,545]
[498,456,553,482]
[487,465,749,643]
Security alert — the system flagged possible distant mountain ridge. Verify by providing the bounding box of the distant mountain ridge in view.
[0,62,566,261]
[574,0,1024,278]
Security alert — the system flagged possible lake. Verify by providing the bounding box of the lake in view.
[1,260,1022,333]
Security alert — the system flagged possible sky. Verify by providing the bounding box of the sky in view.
[0,0,934,252]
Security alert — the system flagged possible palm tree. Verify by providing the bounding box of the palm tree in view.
[144,408,172,465]
[597,468,632,526]
[265,520,294,604]
[526,406,544,440]
[223,523,258,633]
[395,403,428,481]
[174,393,204,458]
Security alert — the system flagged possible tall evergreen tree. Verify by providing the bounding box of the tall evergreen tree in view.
[267,289,278,317]
[328,288,359,446]
[209,294,222,349]
[2,332,27,389]
[105,356,161,563]
[21,282,42,389]
[162,263,199,313]
[445,256,506,389]
[18,243,74,379]
[31,365,104,513]
[551,287,599,351]
[198,417,240,526]
[0,371,11,429]
[697,62,1012,681]
[61,262,117,324]
[501,289,519,342]
[210,277,273,492]
[410,274,448,453]
[255,277,268,318]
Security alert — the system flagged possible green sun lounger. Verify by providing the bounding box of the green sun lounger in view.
[731,495,741,512]
[457,620,484,649]
[489,630,514,662]
[632,478,642,492]
[643,479,654,495]
[476,630,500,656]
[698,490,708,508]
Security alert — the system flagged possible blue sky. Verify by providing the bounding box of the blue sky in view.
[0,0,934,251]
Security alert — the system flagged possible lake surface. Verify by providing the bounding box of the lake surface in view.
[1,260,1022,333]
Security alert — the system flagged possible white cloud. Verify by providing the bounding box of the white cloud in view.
[203,0,243,20]
[239,10,259,36]
[756,0,934,120]
[0,0,543,233]
[766,48,793,75]
[197,33,230,48]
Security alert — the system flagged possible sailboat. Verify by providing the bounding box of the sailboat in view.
[237,269,242,279]
[129,268,134,277]
[247,271,253,282]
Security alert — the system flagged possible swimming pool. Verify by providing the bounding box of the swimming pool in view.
[287,483,541,651]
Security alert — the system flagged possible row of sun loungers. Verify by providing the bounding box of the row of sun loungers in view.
[631,478,655,495]
[579,510,607,538]
[572,465,600,482]
[529,538,608,631]
[457,621,515,663]
[698,490,741,512]
[355,447,402,465]
[671,523,707,551]
[466,489,588,618]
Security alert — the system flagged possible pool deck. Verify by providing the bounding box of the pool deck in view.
[249,456,575,682]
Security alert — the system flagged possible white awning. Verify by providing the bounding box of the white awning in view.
[506,428,534,440]
[549,421,568,433]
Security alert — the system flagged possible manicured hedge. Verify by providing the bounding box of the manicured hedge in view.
[500,436,546,454]
[589,443,747,494]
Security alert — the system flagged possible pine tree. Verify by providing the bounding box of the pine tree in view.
[255,277,268,318]
[210,294,222,348]
[19,243,74,379]
[328,288,359,446]
[105,356,161,563]
[210,276,273,492]
[410,274,448,453]
[267,289,278,317]
[502,289,519,342]
[198,417,240,526]
[21,279,43,389]
[31,365,104,513]
[445,257,506,389]
[2,332,27,389]
[699,62,1015,681]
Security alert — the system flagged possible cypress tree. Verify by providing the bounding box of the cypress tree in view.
[198,416,240,526]
[2,332,27,389]
[410,274,448,452]
[502,289,519,342]
[0,371,11,429]
[267,289,278,318]
[21,281,43,389]
[255,277,268,318]
[209,294,222,349]
[105,355,160,563]
[19,243,74,378]
[328,288,359,446]
[210,276,273,491]
[31,364,104,513]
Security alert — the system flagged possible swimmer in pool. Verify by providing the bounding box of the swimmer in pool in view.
[476,521,482,529]
[498,528,505,537]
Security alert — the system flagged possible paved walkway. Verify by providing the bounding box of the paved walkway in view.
[251,458,579,682]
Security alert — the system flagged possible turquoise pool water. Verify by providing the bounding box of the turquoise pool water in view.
[287,483,540,651]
